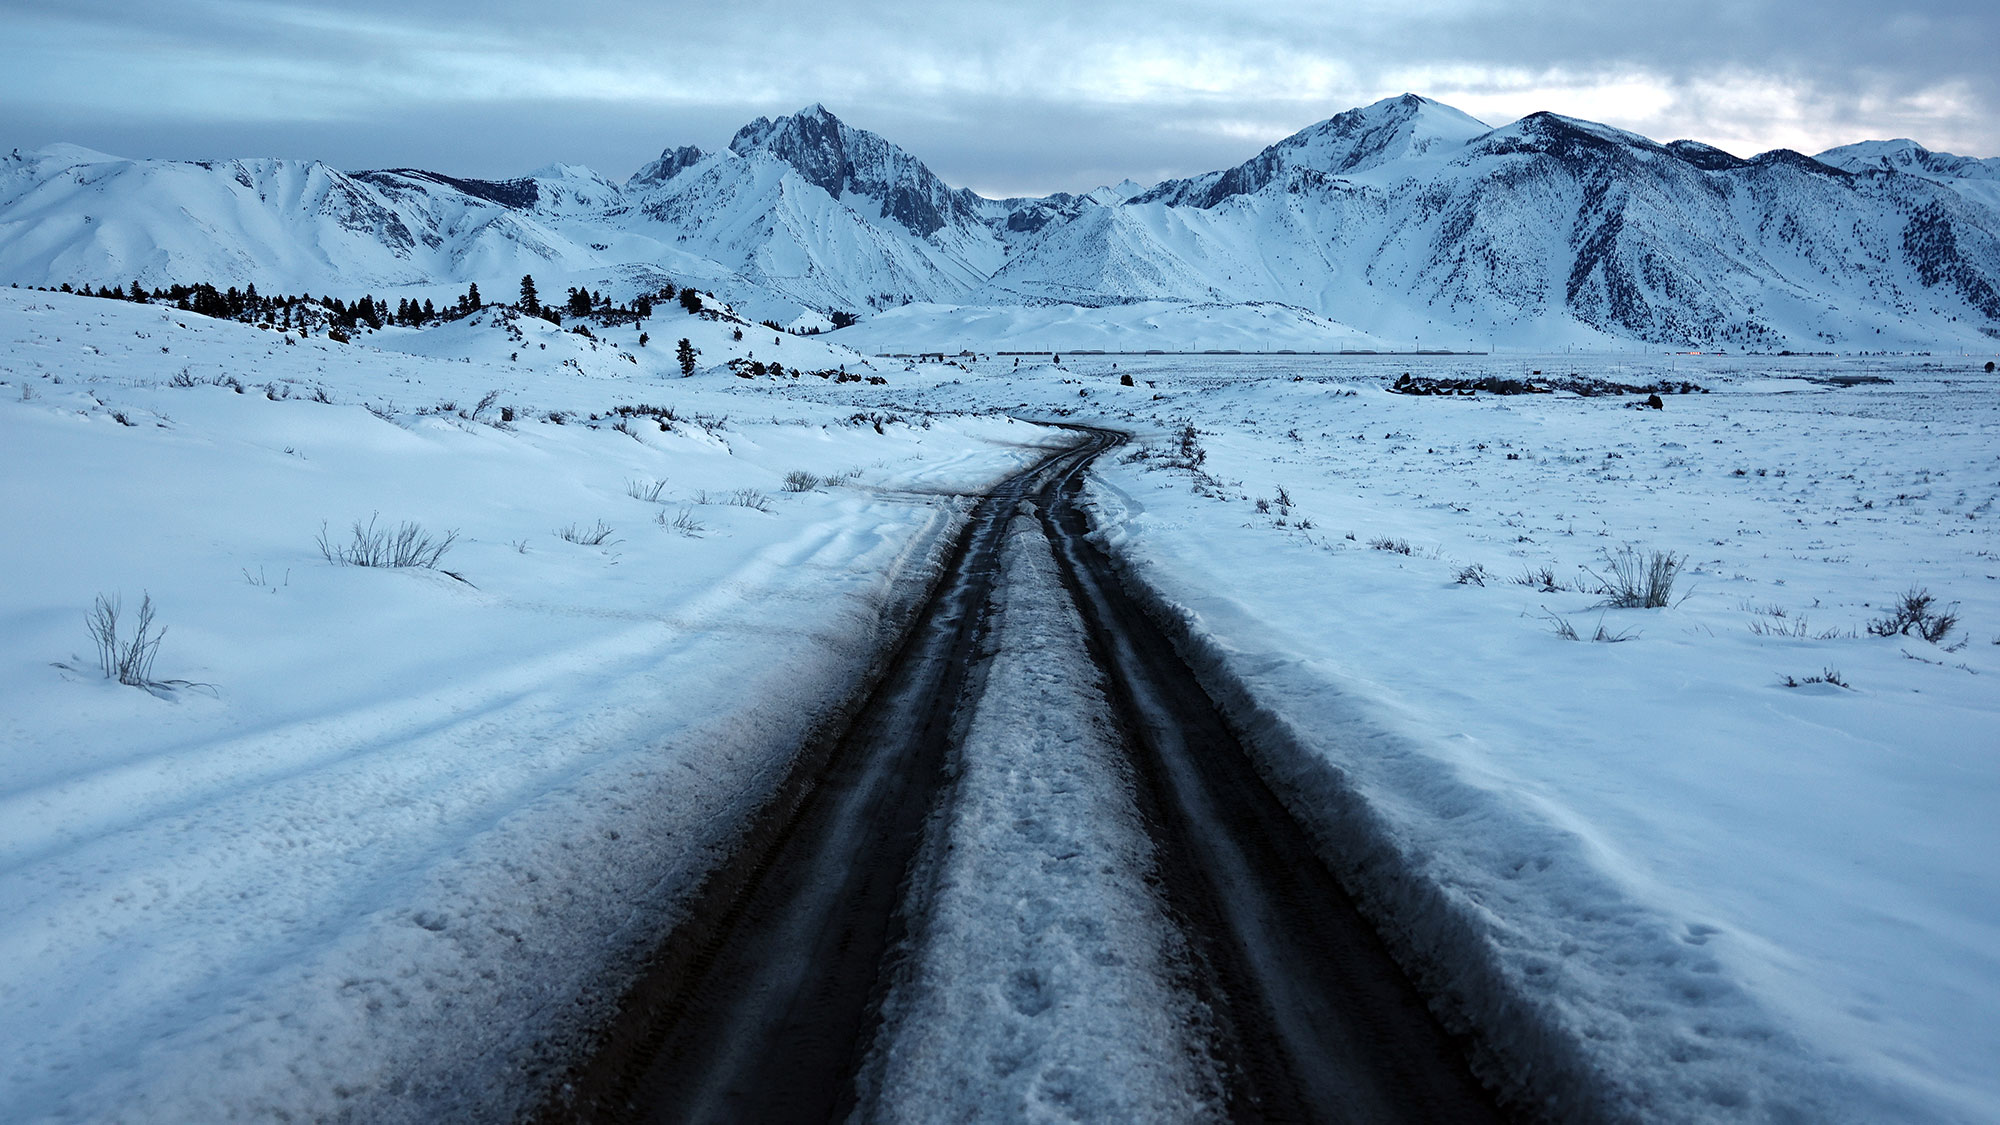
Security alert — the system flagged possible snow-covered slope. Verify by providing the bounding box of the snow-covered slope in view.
[5,97,2000,348]
[0,146,598,291]
[1135,94,1492,208]
[1816,138,2000,213]
[832,300,1393,354]
[991,102,2000,349]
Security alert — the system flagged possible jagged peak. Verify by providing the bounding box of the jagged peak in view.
[628,144,707,187]
[729,104,854,159]
[720,104,973,239]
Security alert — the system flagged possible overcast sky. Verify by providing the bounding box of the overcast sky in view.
[4,0,1996,197]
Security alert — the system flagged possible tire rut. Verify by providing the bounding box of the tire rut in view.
[534,425,1513,1124]
[532,437,1101,1125]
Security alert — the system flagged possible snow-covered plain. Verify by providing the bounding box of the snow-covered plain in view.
[860,350,2000,1121]
[4,284,1999,1122]
[828,299,1393,356]
[0,289,1064,1122]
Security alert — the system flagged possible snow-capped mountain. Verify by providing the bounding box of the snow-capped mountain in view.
[1135,93,1492,208]
[988,100,2000,347]
[1817,138,2000,183]
[618,105,1010,312]
[4,96,1999,348]
[0,145,604,291]
[1815,138,2000,214]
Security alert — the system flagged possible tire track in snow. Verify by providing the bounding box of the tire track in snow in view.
[852,512,1224,1122]
[539,436,1102,1124]
[1039,427,1508,1122]
[550,427,1511,1123]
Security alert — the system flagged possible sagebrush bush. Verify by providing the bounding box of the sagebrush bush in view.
[1588,546,1685,608]
[1867,587,1959,643]
[782,470,820,493]
[318,514,458,568]
[1515,564,1564,592]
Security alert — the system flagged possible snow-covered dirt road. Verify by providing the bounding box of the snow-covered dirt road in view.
[547,427,1504,1123]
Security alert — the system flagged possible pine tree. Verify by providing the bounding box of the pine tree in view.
[466,282,482,310]
[679,288,702,315]
[677,338,697,376]
[519,274,538,313]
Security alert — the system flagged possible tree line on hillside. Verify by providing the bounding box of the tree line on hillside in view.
[15,275,864,345]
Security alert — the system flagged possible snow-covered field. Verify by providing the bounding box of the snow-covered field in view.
[4,285,1998,1122]
[828,300,1394,355]
[864,350,2000,1121]
[0,290,1063,1122]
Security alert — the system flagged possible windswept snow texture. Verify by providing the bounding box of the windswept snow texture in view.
[0,289,1066,1123]
[7,94,2000,347]
[856,516,1221,1122]
[4,283,2000,1122]
[861,352,2000,1122]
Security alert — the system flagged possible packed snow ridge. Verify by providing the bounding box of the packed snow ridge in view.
[6,93,2000,350]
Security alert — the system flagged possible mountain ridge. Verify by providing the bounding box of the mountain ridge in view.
[5,98,1998,349]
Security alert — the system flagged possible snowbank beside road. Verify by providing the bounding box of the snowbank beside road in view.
[1067,358,2000,1122]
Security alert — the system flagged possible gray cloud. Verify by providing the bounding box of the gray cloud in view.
[2,0,1994,194]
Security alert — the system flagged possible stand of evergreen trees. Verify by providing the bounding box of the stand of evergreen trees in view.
[32,278,488,333]
[25,273,794,344]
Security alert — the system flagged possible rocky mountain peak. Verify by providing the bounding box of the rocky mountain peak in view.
[629,145,707,188]
[728,104,974,239]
